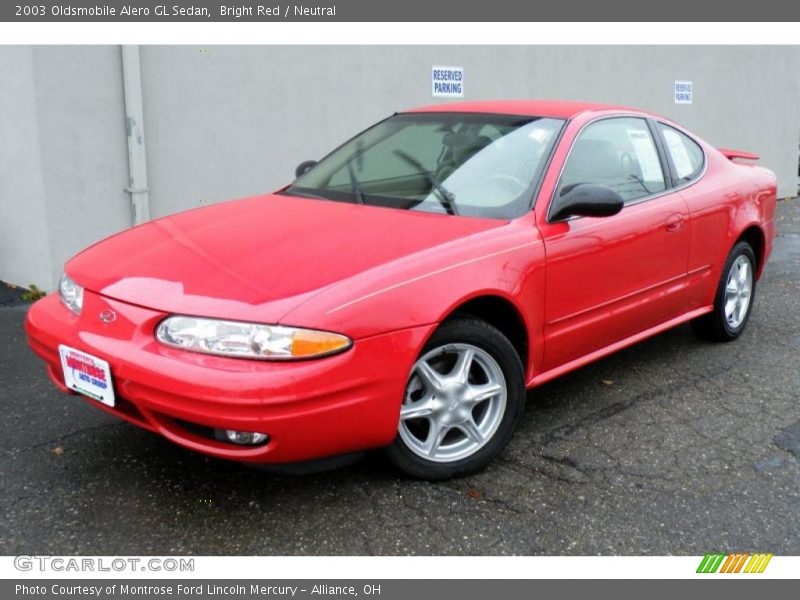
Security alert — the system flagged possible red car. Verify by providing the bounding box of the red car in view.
[26,100,777,480]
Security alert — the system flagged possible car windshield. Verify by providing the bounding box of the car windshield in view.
[283,112,564,219]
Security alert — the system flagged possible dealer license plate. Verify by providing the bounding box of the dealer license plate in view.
[58,345,116,407]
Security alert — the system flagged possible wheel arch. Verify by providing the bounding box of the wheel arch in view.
[440,294,530,374]
[736,224,766,278]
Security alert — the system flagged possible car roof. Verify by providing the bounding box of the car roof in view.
[405,99,635,119]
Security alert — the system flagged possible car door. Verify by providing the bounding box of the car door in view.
[655,122,721,308]
[537,116,692,372]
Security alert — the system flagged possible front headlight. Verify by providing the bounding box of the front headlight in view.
[58,273,84,315]
[155,316,352,361]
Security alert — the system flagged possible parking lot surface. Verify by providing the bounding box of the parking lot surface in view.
[1,199,799,556]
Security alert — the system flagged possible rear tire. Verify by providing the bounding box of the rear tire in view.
[386,317,525,480]
[691,241,757,342]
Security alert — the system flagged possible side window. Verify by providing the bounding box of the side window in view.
[556,117,667,205]
[658,124,705,183]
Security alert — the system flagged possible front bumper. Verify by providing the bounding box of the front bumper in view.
[26,292,433,464]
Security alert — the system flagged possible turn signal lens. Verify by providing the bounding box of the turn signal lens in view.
[155,316,351,361]
[290,330,352,357]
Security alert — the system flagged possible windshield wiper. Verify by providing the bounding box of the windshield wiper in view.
[394,150,459,216]
[347,161,366,205]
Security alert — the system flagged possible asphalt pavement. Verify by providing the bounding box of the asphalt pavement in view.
[1,199,799,556]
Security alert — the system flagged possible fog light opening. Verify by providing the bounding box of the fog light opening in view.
[220,429,269,446]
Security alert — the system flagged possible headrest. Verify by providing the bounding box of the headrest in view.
[566,139,621,180]
[448,135,492,164]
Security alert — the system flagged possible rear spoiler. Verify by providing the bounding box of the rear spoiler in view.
[718,148,760,161]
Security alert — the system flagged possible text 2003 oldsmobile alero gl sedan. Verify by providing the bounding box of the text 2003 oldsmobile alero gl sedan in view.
[26,100,776,479]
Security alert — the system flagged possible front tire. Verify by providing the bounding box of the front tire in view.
[386,317,525,480]
[691,241,757,342]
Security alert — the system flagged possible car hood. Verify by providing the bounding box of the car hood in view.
[68,193,505,323]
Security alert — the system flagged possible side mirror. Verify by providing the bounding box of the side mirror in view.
[295,160,318,178]
[550,184,624,221]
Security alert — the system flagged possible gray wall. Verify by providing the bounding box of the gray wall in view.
[1,46,131,290]
[2,45,799,290]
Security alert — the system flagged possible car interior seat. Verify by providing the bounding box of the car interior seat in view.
[436,133,493,181]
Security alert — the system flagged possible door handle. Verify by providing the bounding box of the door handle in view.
[665,214,683,232]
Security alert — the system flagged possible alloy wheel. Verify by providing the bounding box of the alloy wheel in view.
[398,343,507,463]
[724,254,753,329]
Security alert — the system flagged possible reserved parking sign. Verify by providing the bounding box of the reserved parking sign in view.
[674,80,693,104]
[432,66,464,97]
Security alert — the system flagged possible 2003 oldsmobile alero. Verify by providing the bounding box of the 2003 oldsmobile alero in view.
[26,100,777,479]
